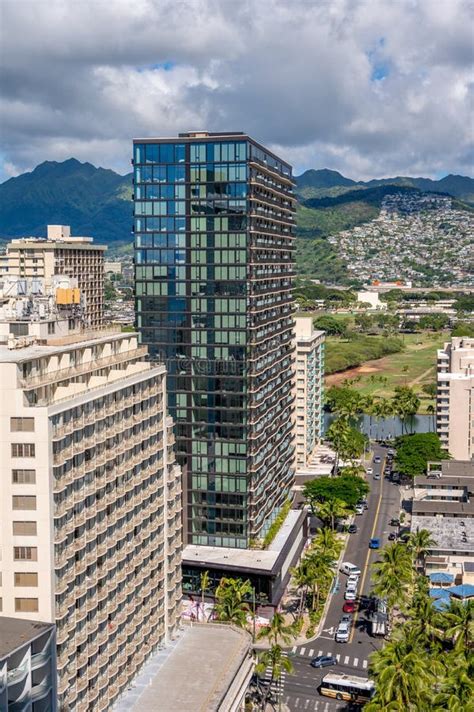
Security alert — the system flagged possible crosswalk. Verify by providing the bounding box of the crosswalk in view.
[291,645,369,670]
[261,651,288,698]
[283,697,344,710]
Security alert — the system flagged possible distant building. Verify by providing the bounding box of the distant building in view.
[2,225,106,327]
[0,277,182,711]
[105,261,122,275]
[436,336,474,460]
[293,318,325,469]
[0,617,57,712]
[356,290,386,310]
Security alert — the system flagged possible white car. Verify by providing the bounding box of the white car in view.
[335,621,350,643]
[355,504,364,515]
[344,589,357,601]
[340,562,361,576]
[366,467,373,475]
[347,574,360,586]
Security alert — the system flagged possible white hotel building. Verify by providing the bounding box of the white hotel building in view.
[0,277,182,711]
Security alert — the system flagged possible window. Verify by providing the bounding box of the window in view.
[11,443,36,457]
[12,469,36,484]
[12,496,36,510]
[15,572,38,587]
[15,598,39,612]
[13,521,37,535]
[14,546,37,561]
[10,418,35,432]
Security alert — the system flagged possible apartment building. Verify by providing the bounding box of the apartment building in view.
[436,336,474,460]
[293,318,325,469]
[0,278,182,711]
[133,131,296,548]
[0,617,57,711]
[2,225,106,328]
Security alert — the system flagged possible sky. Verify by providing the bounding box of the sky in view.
[1,0,473,182]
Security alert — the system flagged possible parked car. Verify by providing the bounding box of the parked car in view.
[343,600,358,613]
[390,517,400,526]
[340,562,361,576]
[311,655,337,668]
[340,613,352,624]
[374,456,381,464]
[355,504,364,515]
[344,589,357,601]
[366,467,373,475]
[373,473,381,480]
[388,449,395,457]
[369,537,381,549]
[357,499,368,510]
[335,621,350,643]
[347,574,360,585]
[388,532,397,541]
[348,524,358,534]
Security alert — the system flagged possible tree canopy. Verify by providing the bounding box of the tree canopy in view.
[395,433,450,478]
[303,473,369,510]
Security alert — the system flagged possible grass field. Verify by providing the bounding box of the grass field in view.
[325,331,447,413]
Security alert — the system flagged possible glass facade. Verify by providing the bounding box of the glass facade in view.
[134,132,296,547]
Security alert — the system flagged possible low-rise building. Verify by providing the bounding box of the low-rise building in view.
[0,617,57,712]
[436,336,474,459]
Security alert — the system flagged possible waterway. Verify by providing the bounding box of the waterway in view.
[324,413,435,440]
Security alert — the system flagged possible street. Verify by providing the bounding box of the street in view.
[282,445,401,710]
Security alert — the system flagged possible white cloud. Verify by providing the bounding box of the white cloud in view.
[0,0,472,180]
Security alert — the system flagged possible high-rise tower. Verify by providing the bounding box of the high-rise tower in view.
[133,132,296,548]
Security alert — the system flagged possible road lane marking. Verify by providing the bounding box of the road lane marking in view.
[300,647,306,655]
[335,654,340,661]
[353,657,359,666]
[292,645,297,653]
[349,453,386,644]
[317,649,323,657]
[344,655,349,664]
[309,648,314,657]
[363,659,368,668]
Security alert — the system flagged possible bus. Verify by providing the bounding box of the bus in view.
[320,672,375,704]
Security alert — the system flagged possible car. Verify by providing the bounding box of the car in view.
[311,655,337,668]
[369,537,380,549]
[343,600,358,613]
[374,455,381,464]
[373,473,381,480]
[335,621,350,643]
[348,524,358,534]
[388,449,395,456]
[355,504,364,515]
[340,562,361,576]
[388,532,397,541]
[340,613,352,624]
[390,517,400,526]
[346,582,357,594]
[344,589,357,601]
[366,467,373,475]
[358,499,368,509]
[347,574,360,586]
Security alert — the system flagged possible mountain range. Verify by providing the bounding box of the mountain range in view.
[1,159,472,282]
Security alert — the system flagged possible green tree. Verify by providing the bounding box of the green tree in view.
[255,645,294,711]
[311,527,343,559]
[313,315,348,336]
[315,498,350,531]
[437,599,474,652]
[257,612,295,647]
[392,386,420,434]
[432,654,474,711]
[200,570,210,622]
[408,528,437,570]
[395,432,450,478]
[371,543,413,613]
[302,473,369,511]
[214,577,252,628]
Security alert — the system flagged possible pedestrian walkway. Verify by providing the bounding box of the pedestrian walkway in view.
[261,651,289,699]
[283,697,344,710]
[291,645,369,671]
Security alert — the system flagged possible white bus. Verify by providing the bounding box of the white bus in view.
[320,672,375,704]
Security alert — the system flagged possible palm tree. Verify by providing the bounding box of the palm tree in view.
[214,577,252,628]
[437,599,474,651]
[311,526,342,559]
[408,528,437,571]
[432,654,474,711]
[257,611,295,647]
[372,398,393,440]
[367,629,439,710]
[316,498,350,531]
[325,417,351,474]
[255,645,293,711]
[291,561,312,620]
[372,543,413,615]
[200,570,210,622]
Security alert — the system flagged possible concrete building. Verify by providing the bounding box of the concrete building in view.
[0,617,57,712]
[114,623,254,712]
[133,132,296,548]
[436,336,474,460]
[293,318,325,469]
[410,460,474,583]
[0,278,182,711]
[2,225,106,328]
[356,290,386,310]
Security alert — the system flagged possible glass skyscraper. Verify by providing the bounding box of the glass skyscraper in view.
[133,132,295,548]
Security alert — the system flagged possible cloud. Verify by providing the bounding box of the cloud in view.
[0,0,473,181]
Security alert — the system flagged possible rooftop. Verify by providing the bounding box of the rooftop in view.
[114,624,252,712]
[0,617,54,659]
[410,515,473,553]
[412,499,474,517]
[0,327,127,363]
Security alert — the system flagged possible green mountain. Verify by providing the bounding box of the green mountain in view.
[0,158,132,244]
[1,159,472,284]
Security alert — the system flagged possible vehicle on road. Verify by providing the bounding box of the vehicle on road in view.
[357,499,368,510]
[390,517,400,526]
[335,621,350,643]
[343,600,358,613]
[340,562,361,576]
[369,613,388,638]
[340,613,352,624]
[388,449,395,457]
[344,589,357,601]
[311,655,337,668]
[373,455,381,464]
[388,532,397,540]
[366,467,373,475]
[347,574,360,586]
[373,473,381,480]
[369,537,380,549]
[355,504,364,515]
[320,673,375,703]
[348,524,358,534]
